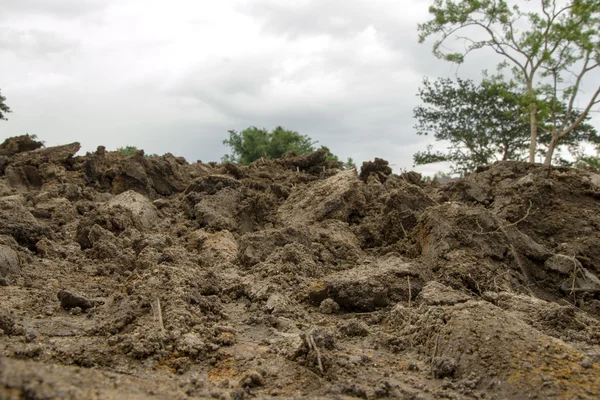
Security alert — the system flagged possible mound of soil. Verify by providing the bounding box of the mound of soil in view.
[1,139,600,399]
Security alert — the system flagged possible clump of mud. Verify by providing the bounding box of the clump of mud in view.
[1,139,600,399]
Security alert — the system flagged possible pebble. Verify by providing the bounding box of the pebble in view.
[70,307,83,316]
[581,357,593,369]
[25,331,38,343]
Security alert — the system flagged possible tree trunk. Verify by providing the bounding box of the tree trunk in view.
[543,135,559,167]
[528,101,538,163]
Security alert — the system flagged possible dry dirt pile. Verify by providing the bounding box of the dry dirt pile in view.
[1,135,599,399]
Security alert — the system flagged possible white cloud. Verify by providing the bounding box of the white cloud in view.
[2,0,109,19]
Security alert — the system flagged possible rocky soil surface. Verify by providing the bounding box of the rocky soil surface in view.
[1,135,599,399]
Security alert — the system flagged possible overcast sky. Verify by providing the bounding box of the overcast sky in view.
[1,0,598,174]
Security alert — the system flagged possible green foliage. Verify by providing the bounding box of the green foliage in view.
[413,77,599,175]
[117,146,139,156]
[418,0,600,165]
[318,145,340,162]
[0,89,11,121]
[116,146,159,158]
[575,145,600,170]
[576,156,600,170]
[317,147,355,168]
[414,77,529,175]
[344,157,356,169]
[222,126,345,165]
[222,126,314,164]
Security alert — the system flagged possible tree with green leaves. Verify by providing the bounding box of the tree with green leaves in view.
[117,146,140,156]
[418,0,600,166]
[575,145,600,170]
[344,157,356,169]
[319,145,356,168]
[222,126,350,166]
[413,76,598,175]
[0,89,11,121]
[116,146,159,157]
[222,126,314,164]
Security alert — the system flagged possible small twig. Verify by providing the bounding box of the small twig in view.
[492,270,512,293]
[502,200,534,229]
[430,333,440,378]
[155,297,165,336]
[475,217,485,233]
[407,276,413,329]
[407,276,412,309]
[468,200,535,236]
[569,255,584,305]
[307,333,324,375]
[400,222,408,238]
[467,273,482,295]
[503,241,534,296]
[425,192,440,206]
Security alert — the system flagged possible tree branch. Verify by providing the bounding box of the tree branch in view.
[558,86,600,139]
[560,50,593,133]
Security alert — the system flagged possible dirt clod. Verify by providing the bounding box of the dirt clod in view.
[433,357,457,379]
[359,158,392,183]
[238,370,265,388]
[57,289,95,311]
[0,244,19,278]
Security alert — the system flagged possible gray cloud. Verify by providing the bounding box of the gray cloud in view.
[239,0,371,39]
[0,0,108,19]
[165,4,430,156]
[238,0,503,79]
[238,0,409,39]
[175,55,278,100]
[0,29,80,57]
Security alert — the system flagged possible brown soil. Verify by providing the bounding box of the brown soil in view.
[1,136,600,399]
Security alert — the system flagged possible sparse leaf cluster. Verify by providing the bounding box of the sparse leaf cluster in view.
[0,89,11,121]
[116,146,159,158]
[117,146,139,157]
[575,145,600,170]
